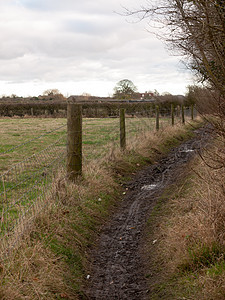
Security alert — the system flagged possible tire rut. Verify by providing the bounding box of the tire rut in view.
[85,127,210,300]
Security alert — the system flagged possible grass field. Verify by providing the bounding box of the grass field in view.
[0,115,173,242]
[0,116,172,173]
[0,118,67,173]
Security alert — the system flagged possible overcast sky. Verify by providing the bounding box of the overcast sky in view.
[0,0,194,97]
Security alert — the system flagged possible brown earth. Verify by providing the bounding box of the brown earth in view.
[84,127,210,300]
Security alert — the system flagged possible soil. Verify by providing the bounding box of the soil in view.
[84,127,211,300]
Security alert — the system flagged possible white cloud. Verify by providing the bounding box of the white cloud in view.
[0,0,192,97]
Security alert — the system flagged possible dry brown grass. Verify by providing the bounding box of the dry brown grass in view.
[0,242,73,300]
[146,138,225,299]
[107,120,196,173]
[164,145,225,255]
[0,162,119,299]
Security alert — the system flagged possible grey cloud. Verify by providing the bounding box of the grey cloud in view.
[0,41,27,60]
[0,0,191,96]
[64,17,118,36]
[18,0,119,14]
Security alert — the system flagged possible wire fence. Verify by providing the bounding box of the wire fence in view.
[0,103,195,257]
[82,105,193,162]
[0,123,67,256]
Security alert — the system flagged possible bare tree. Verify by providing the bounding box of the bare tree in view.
[125,0,225,135]
[126,1,224,91]
[43,89,61,96]
[113,79,137,99]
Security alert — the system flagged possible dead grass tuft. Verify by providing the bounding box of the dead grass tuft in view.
[0,240,75,299]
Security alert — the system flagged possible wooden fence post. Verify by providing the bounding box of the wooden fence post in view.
[177,105,180,117]
[156,105,160,131]
[149,105,152,118]
[191,104,194,120]
[67,104,82,181]
[171,104,174,126]
[120,108,126,150]
[181,104,185,124]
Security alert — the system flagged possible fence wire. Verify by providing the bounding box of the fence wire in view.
[83,116,120,162]
[0,124,66,156]
[82,106,193,163]
[0,124,67,257]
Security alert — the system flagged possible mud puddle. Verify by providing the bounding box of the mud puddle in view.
[85,127,210,299]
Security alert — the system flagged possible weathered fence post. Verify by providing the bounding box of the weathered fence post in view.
[171,104,175,126]
[120,108,126,150]
[156,105,160,131]
[181,104,185,124]
[191,104,194,120]
[177,105,180,117]
[67,104,82,181]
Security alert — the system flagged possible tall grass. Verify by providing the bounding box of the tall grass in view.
[144,138,225,299]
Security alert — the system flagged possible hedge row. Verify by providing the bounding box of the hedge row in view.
[0,101,180,118]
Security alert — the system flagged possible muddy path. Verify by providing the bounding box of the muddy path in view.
[85,127,210,300]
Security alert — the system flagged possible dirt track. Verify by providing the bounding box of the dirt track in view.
[85,127,210,299]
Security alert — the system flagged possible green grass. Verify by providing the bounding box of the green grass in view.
[0,118,67,172]
[179,243,225,273]
[0,115,173,224]
[0,116,175,173]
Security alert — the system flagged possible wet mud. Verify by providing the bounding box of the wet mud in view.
[85,127,210,299]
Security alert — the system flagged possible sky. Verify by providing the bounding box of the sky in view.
[0,0,194,97]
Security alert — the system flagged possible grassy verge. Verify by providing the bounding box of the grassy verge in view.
[0,119,204,299]
[143,139,225,299]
